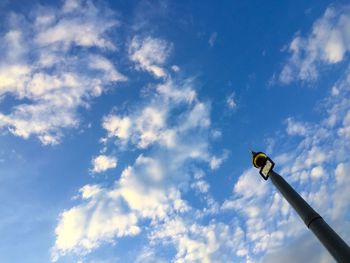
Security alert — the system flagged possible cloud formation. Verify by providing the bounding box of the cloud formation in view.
[0,0,126,144]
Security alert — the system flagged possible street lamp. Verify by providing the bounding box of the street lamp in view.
[251,151,350,263]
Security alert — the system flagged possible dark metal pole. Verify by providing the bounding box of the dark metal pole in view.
[251,151,350,262]
[269,170,350,262]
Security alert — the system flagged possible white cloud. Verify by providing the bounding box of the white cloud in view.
[279,7,350,83]
[261,233,333,263]
[233,168,268,199]
[171,65,180,72]
[51,185,141,261]
[0,0,126,145]
[304,147,327,167]
[338,110,350,139]
[157,80,197,104]
[191,180,210,193]
[0,64,31,94]
[88,55,126,82]
[310,166,324,179]
[136,107,167,148]
[332,162,350,219]
[103,106,167,149]
[151,218,242,262]
[135,248,167,263]
[285,117,309,136]
[35,1,117,50]
[179,101,211,131]
[226,92,237,109]
[53,161,186,260]
[91,155,117,173]
[102,115,132,140]
[63,0,83,13]
[209,150,229,170]
[129,36,171,78]
[101,79,206,151]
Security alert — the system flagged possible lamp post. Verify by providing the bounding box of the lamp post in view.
[251,151,350,263]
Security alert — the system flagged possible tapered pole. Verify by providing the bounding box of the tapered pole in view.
[252,152,350,263]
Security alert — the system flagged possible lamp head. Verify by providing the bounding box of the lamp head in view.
[251,151,275,180]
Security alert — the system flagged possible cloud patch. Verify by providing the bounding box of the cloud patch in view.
[91,155,117,173]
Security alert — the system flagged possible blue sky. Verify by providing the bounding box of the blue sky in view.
[0,0,350,262]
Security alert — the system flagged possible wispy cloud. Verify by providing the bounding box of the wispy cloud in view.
[0,0,126,145]
[209,150,230,170]
[129,36,172,78]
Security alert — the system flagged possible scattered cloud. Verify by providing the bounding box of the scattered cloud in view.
[279,6,350,83]
[222,167,295,259]
[48,3,350,263]
[52,37,226,261]
[0,0,126,145]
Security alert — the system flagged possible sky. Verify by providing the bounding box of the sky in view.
[0,0,350,262]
